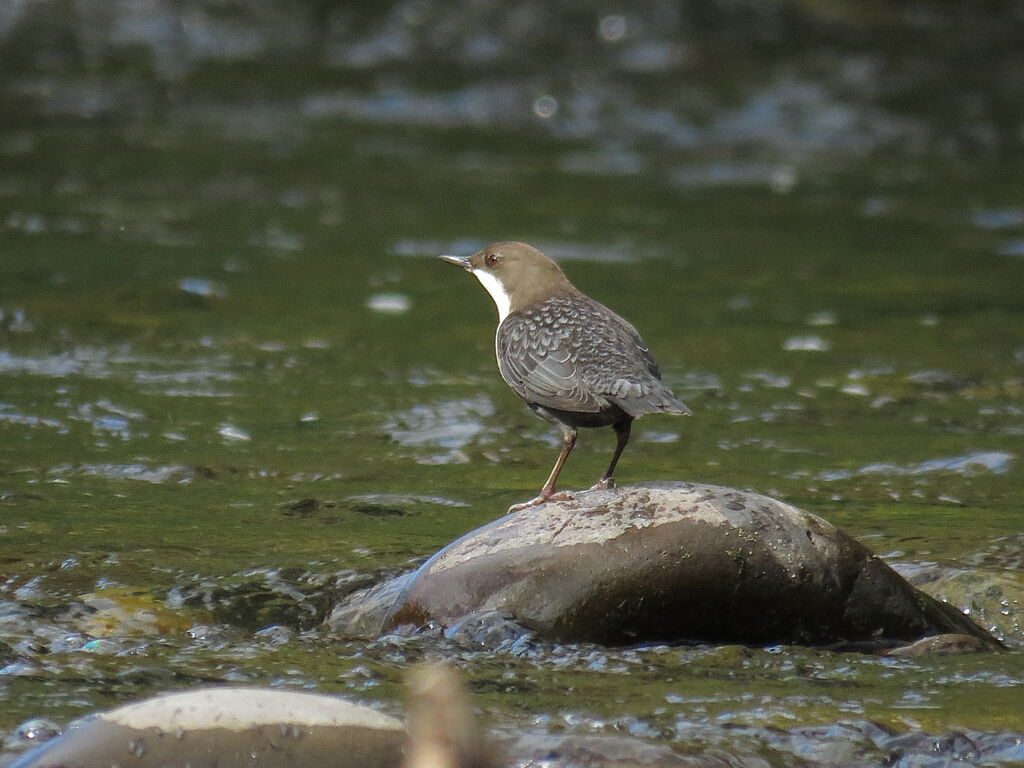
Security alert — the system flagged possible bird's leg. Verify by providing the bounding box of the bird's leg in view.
[590,418,632,491]
[539,425,577,497]
[508,425,577,512]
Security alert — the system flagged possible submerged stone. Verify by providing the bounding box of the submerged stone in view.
[914,567,1024,647]
[501,732,770,768]
[887,633,993,657]
[10,688,404,768]
[77,586,199,637]
[380,482,997,647]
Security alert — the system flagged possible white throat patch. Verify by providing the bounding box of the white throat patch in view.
[472,269,511,323]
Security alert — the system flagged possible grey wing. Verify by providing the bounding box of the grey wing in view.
[577,302,692,418]
[496,313,609,414]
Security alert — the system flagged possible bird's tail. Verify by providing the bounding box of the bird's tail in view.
[614,382,691,418]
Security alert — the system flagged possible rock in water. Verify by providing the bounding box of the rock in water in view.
[386,482,996,647]
[10,688,405,768]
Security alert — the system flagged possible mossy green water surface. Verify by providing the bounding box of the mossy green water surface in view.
[1,2,1023,764]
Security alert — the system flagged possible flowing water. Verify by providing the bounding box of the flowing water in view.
[1,2,1024,765]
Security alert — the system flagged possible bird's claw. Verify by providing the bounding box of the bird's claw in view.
[508,491,574,513]
[589,477,615,491]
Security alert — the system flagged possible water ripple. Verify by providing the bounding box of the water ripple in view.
[817,451,1014,481]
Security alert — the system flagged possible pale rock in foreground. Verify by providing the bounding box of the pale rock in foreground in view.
[10,688,405,768]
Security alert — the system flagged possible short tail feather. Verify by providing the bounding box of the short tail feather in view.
[614,384,691,418]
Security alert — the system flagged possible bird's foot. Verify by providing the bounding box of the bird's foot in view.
[507,491,574,513]
[588,477,615,491]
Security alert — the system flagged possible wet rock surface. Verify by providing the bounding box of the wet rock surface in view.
[376,483,994,647]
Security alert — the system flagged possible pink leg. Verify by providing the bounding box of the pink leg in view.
[509,426,577,512]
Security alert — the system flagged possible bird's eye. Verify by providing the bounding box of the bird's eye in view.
[484,253,499,267]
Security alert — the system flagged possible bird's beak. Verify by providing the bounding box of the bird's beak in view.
[439,254,473,271]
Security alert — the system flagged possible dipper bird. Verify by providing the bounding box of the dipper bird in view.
[440,241,690,511]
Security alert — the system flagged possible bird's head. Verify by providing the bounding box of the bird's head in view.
[440,241,572,322]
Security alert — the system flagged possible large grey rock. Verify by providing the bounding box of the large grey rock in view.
[377,482,996,647]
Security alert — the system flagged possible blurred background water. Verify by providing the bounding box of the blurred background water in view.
[1,1,1024,765]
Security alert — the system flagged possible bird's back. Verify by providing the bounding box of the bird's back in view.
[496,292,690,419]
